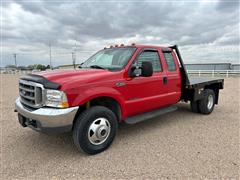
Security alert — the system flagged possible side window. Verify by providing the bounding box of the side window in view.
[136,51,162,72]
[163,52,176,71]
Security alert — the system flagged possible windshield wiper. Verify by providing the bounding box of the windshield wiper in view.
[89,65,106,69]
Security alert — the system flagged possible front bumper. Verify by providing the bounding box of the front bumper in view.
[15,98,79,133]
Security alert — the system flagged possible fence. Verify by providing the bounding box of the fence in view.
[187,70,240,78]
[0,70,39,75]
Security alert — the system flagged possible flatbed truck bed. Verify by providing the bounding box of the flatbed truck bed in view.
[187,77,224,88]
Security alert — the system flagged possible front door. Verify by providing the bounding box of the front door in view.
[119,49,169,116]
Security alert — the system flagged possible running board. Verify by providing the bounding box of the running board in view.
[125,106,178,124]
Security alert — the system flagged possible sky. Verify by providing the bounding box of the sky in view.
[1,0,240,67]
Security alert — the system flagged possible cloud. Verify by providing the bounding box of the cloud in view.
[1,0,239,67]
[216,0,239,12]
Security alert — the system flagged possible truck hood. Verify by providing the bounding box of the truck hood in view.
[35,69,116,87]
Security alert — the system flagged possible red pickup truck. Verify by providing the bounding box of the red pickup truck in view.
[15,44,224,154]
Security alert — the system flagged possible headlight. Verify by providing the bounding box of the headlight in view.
[45,90,69,108]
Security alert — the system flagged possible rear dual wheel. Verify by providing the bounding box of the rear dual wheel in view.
[191,89,215,114]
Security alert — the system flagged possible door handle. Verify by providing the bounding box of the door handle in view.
[163,77,168,85]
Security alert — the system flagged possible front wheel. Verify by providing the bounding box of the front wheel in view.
[73,106,118,155]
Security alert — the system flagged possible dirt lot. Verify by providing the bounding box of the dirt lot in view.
[0,74,239,179]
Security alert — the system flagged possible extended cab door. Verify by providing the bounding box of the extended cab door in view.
[119,49,170,116]
[160,49,182,104]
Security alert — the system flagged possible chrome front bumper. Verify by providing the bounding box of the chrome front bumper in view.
[15,98,79,133]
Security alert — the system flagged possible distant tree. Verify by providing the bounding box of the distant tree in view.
[35,64,46,71]
[25,64,47,71]
[46,65,51,69]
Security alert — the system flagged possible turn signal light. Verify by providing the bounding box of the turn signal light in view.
[60,102,69,108]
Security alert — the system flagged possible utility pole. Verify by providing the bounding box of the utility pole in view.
[13,53,17,67]
[72,41,77,69]
[49,42,52,69]
[72,52,76,69]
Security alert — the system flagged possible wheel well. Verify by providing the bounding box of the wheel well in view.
[72,97,122,128]
[90,97,122,121]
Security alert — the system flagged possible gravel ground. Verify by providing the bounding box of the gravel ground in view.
[0,74,239,179]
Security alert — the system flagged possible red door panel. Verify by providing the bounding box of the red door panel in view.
[123,73,168,116]
[117,49,171,117]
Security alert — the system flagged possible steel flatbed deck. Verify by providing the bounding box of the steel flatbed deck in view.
[187,77,224,88]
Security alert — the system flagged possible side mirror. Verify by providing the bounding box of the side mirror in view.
[78,62,84,68]
[129,61,153,77]
[141,61,153,77]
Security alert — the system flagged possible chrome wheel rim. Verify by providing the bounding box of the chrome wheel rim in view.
[207,94,214,110]
[88,118,111,145]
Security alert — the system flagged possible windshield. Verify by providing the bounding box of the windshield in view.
[81,47,136,70]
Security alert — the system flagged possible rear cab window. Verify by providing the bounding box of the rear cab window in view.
[163,52,177,71]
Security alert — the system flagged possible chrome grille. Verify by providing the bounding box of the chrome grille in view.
[19,79,44,109]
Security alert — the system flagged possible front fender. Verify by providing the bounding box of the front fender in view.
[67,87,127,119]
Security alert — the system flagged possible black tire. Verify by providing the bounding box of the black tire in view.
[190,100,200,113]
[198,89,215,115]
[73,106,118,155]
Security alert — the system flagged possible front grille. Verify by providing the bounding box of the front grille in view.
[19,79,44,109]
